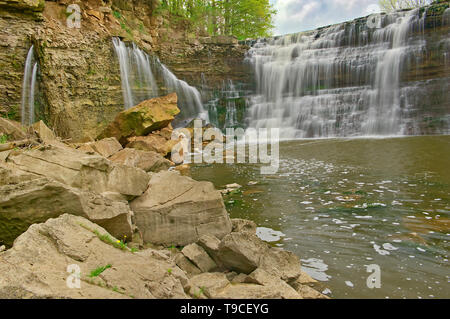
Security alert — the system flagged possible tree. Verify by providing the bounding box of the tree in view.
[379,0,431,12]
[156,0,276,40]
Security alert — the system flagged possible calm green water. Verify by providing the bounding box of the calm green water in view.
[191,136,450,299]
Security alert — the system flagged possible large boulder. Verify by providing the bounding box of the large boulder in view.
[31,120,65,147]
[0,214,187,299]
[126,134,179,157]
[109,148,172,172]
[0,118,26,141]
[86,137,123,158]
[181,243,217,273]
[216,232,270,274]
[130,171,232,246]
[6,144,150,199]
[215,232,302,281]
[98,93,180,144]
[0,176,134,247]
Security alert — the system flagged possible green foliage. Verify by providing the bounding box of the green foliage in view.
[0,134,8,144]
[89,264,112,278]
[157,0,276,40]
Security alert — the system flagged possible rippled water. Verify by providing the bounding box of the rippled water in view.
[191,136,450,299]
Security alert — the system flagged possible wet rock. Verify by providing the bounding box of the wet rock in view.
[98,93,180,144]
[109,148,172,172]
[130,171,232,246]
[0,214,187,299]
[182,243,217,273]
[0,177,134,246]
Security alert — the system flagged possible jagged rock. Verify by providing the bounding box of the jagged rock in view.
[259,248,302,282]
[0,118,26,141]
[89,137,123,158]
[6,144,150,199]
[0,245,5,252]
[175,253,202,278]
[188,273,230,298]
[109,148,172,172]
[182,244,217,273]
[0,214,187,299]
[294,270,318,285]
[197,234,223,267]
[0,177,134,246]
[130,171,232,246]
[98,93,180,144]
[231,218,257,235]
[31,120,64,146]
[217,232,270,274]
[126,134,179,157]
[291,284,330,299]
[244,268,302,299]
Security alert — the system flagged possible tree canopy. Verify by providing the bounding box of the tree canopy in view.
[379,0,432,12]
[158,0,276,40]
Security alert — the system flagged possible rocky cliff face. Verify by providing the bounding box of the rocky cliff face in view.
[0,0,247,141]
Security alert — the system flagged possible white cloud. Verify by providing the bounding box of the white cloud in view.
[270,0,381,35]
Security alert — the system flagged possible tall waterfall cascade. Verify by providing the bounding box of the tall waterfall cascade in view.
[112,38,159,109]
[245,8,450,138]
[112,38,208,124]
[21,46,38,126]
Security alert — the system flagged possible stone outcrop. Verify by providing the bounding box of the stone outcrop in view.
[0,214,187,299]
[0,118,27,141]
[6,144,150,199]
[109,148,172,172]
[98,93,180,144]
[130,171,232,246]
[0,175,134,247]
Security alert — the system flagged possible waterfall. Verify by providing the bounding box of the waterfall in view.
[112,37,159,109]
[113,37,207,124]
[157,61,208,124]
[245,8,446,138]
[21,46,38,126]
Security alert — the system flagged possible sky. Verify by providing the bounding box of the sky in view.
[270,0,382,35]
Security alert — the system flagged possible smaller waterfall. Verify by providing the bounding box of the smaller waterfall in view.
[113,38,207,125]
[21,46,38,126]
[157,61,208,124]
[112,37,159,109]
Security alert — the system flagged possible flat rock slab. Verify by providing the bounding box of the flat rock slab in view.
[7,144,150,198]
[109,148,172,172]
[130,171,232,246]
[0,214,187,299]
[0,176,134,246]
